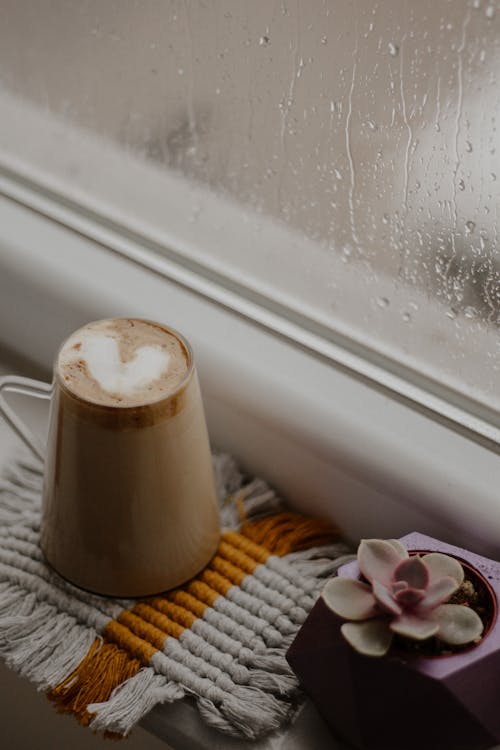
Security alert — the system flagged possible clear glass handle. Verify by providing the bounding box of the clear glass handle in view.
[0,375,52,461]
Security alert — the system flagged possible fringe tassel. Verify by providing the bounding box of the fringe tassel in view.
[0,584,96,689]
[240,512,341,556]
[288,552,356,579]
[48,638,142,726]
[198,684,294,740]
[88,670,184,735]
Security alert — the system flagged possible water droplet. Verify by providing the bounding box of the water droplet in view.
[402,312,412,323]
[464,306,478,318]
[491,172,497,181]
[388,42,399,57]
[334,168,343,180]
[321,35,328,44]
[473,0,481,8]
[465,140,473,153]
[177,68,184,76]
[259,35,270,46]
[458,179,466,191]
[366,120,378,131]
[330,101,336,113]
[486,5,495,19]
[446,309,458,320]
[435,122,441,132]
[376,296,390,309]
[382,213,390,224]
[465,220,476,233]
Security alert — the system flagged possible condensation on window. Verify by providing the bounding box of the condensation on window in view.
[0,0,498,415]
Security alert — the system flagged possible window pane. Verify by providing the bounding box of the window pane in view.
[0,1,498,422]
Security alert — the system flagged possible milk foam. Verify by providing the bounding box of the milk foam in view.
[58,319,189,406]
[72,334,171,395]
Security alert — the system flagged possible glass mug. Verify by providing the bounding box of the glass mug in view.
[0,319,220,597]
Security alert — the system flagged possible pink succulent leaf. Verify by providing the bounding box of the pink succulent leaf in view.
[390,612,440,640]
[421,553,464,587]
[385,539,409,559]
[394,587,426,606]
[417,576,461,612]
[322,577,378,621]
[358,539,406,586]
[341,619,393,657]
[372,580,403,616]
[433,604,484,645]
[393,556,429,589]
[391,580,408,594]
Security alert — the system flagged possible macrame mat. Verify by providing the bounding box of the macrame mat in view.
[0,452,353,740]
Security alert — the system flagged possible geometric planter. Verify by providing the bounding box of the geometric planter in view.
[287,532,500,750]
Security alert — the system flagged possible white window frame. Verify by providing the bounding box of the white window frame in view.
[0,187,499,558]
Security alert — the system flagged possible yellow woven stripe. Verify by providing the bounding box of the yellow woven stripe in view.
[218,538,266,573]
[166,589,207,618]
[222,530,270,564]
[187,579,221,607]
[104,619,157,664]
[201,568,234,596]
[117,610,166,650]
[210,554,247,586]
[138,600,192,634]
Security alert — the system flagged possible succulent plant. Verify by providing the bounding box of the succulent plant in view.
[322,539,484,657]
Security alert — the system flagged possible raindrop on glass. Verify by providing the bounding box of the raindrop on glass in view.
[402,312,412,323]
[388,42,399,57]
[321,35,328,45]
[465,220,476,233]
[446,309,458,320]
[465,140,473,153]
[464,306,478,319]
[259,35,270,46]
[490,172,497,181]
[376,296,390,309]
[458,179,465,191]
[485,5,496,19]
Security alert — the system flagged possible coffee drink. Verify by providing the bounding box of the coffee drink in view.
[40,318,220,597]
[58,318,189,408]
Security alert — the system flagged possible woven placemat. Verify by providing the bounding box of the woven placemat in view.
[0,452,352,740]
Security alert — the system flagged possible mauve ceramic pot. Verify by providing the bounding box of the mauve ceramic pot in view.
[287,532,500,750]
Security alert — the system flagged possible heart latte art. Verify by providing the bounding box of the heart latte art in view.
[58,319,190,407]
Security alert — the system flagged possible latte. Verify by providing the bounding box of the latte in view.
[41,318,219,596]
[58,318,190,408]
